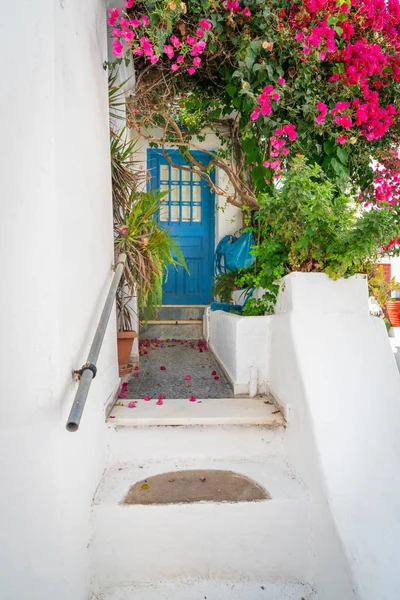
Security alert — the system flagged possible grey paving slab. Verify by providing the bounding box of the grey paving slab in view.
[126,339,234,399]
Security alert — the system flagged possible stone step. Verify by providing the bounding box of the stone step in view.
[105,423,285,466]
[107,397,284,428]
[141,305,206,322]
[91,457,310,592]
[94,580,319,599]
[140,323,203,340]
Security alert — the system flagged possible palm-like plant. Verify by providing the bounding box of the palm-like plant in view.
[114,188,187,324]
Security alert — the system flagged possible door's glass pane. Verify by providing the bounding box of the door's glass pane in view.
[160,184,169,202]
[193,171,201,182]
[182,170,191,182]
[171,204,180,221]
[159,204,169,221]
[171,167,180,181]
[192,186,201,203]
[182,185,190,202]
[160,165,169,181]
[171,186,180,202]
[182,205,190,221]
[192,204,201,222]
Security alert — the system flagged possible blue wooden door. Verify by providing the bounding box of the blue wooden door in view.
[147,149,215,305]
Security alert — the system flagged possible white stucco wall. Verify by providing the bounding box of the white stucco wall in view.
[0,2,117,599]
[269,273,400,600]
[208,273,400,598]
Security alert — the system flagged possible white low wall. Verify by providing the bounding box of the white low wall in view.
[208,273,400,598]
[207,309,271,395]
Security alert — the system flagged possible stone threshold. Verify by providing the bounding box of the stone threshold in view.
[107,397,284,427]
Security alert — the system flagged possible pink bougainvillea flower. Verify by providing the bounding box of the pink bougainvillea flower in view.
[112,28,121,37]
[185,375,192,381]
[133,372,139,377]
[263,161,270,168]
[144,395,151,401]
[319,51,326,60]
[160,366,166,370]
[335,114,353,128]
[164,44,174,59]
[177,55,184,64]
[187,67,196,75]
[118,391,126,399]
[275,127,284,135]
[171,63,179,72]
[193,57,201,67]
[271,92,280,101]
[120,17,130,27]
[141,15,150,25]
[337,135,348,144]
[112,39,124,57]
[149,55,159,64]
[189,395,197,402]
[243,7,252,16]
[191,41,206,56]
[277,77,286,85]
[170,34,181,49]
[196,28,204,37]
[156,398,164,405]
[108,7,120,26]
[128,401,137,408]
[282,147,290,155]
[124,0,135,7]
[283,124,297,140]
[122,29,134,43]
[158,394,165,400]
[329,73,340,82]
[186,35,197,46]
[294,32,304,41]
[130,18,140,27]
[199,19,212,30]
[211,370,217,375]
[270,160,282,170]
[250,109,260,121]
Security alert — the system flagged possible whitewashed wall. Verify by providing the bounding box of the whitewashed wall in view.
[270,273,400,600]
[0,2,117,599]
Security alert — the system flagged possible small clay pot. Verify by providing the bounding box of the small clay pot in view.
[386,301,400,327]
[117,331,138,367]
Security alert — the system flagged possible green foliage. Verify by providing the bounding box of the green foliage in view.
[212,271,239,303]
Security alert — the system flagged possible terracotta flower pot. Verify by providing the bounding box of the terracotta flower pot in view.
[386,301,400,327]
[117,331,138,367]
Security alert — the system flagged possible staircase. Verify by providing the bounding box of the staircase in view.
[140,305,206,340]
[89,398,320,599]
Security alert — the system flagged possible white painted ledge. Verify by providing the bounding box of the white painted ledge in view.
[107,397,284,427]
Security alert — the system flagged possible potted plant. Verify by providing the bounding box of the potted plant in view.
[386,288,400,327]
[368,266,400,328]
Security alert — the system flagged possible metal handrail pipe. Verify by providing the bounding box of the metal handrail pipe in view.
[66,253,127,432]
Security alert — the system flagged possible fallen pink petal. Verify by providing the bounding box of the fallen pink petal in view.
[190,395,197,402]
[160,366,166,370]
[156,399,164,405]
[144,395,151,401]
[211,370,217,376]
[128,401,137,408]
[214,376,220,380]
[185,375,191,381]
[158,394,165,400]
